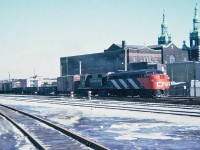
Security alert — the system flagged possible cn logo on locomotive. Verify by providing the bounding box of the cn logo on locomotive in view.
[156,81,170,88]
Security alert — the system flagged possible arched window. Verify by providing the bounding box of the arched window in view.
[169,55,176,63]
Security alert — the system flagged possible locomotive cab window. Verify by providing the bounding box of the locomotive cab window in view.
[138,73,145,78]
[146,71,153,77]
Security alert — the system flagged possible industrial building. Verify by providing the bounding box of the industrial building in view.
[167,61,200,97]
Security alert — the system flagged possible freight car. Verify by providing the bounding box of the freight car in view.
[23,87,38,94]
[12,87,24,94]
[38,86,57,95]
[57,75,80,94]
[0,82,13,93]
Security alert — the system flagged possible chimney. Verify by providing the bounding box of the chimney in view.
[122,40,126,49]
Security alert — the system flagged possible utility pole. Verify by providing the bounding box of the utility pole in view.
[66,58,68,75]
[79,61,82,75]
[60,64,62,76]
[193,60,196,97]
[125,48,128,71]
[8,72,10,81]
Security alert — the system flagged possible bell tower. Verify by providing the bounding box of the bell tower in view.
[158,10,172,45]
[189,3,200,61]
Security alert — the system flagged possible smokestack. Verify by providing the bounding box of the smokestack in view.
[122,40,126,49]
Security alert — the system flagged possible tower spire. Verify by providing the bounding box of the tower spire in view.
[193,3,200,31]
[158,10,172,45]
[189,3,200,61]
[163,10,166,24]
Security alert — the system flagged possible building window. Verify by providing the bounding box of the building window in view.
[169,55,176,63]
[133,56,136,62]
[148,57,151,61]
[145,57,148,62]
[193,40,195,46]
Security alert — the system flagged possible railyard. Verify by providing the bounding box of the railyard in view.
[0,95,200,149]
[1,1,200,150]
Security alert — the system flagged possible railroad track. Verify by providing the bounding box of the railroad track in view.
[0,104,109,150]
[3,95,200,118]
[58,101,200,118]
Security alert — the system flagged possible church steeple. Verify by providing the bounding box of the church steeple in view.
[193,3,200,32]
[189,3,200,61]
[158,10,172,45]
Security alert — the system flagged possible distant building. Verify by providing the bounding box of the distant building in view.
[167,61,200,83]
[167,61,200,97]
[27,76,43,87]
[42,78,57,87]
[153,11,188,64]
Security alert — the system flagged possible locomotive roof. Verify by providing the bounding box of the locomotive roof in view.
[109,69,163,76]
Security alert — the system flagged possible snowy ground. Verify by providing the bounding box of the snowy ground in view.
[0,115,36,150]
[1,95,200,149]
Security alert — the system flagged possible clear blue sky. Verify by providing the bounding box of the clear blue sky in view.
[0,0,198,79]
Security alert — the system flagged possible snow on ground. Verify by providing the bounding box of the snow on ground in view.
[1,96,200,149]
[0,116,36,150]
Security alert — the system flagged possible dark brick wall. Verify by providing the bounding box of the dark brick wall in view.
[162,44,188,64]
[166,62,200,82]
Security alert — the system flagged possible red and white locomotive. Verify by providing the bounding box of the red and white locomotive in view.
[107,69,169,97]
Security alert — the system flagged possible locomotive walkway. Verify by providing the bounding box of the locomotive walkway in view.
[0,104,109,150]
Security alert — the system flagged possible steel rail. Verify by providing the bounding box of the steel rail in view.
[0,104,109,150]
[53,101,200,118]
[4,96,200,117]
[0,112,45,150]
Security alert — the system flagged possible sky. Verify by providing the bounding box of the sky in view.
[0,0,198,80]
